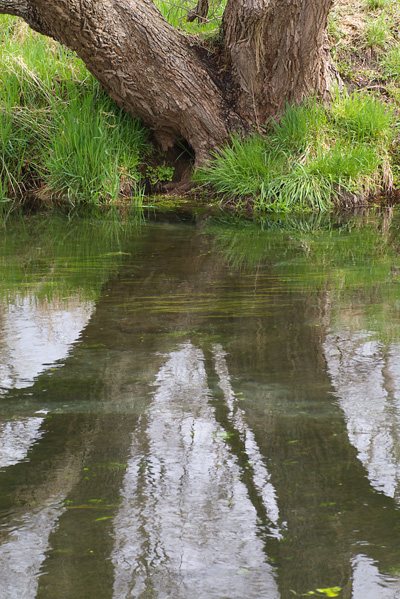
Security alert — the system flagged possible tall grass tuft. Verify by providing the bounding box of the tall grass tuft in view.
[196,93,395,212]
[0,17,149,206]
[269,99,328,153]
[330,89,394,143]
[44,93,146,204]
[364,14,390,48]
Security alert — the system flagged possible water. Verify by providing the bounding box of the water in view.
[1,209,400,598]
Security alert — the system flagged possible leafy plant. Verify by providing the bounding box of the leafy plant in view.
[146,164,175,186]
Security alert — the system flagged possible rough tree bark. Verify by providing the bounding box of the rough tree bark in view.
[0,0,338,165]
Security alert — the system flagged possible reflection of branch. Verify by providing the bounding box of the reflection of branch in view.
[113,343,280,596]
[210,344,283,539]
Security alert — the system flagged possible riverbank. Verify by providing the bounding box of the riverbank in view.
[1,1,400,213]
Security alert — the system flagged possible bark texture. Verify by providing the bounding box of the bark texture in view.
[222,0,337,124]
[0,0,339,164]
[187,0,209,23]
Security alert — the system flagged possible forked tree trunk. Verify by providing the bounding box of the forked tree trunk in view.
[0,0,338,165]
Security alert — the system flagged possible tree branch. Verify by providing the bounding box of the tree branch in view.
[4,0,245,164]
[0,0,55,37]
[186,0,209,23]
[0,0,29,17]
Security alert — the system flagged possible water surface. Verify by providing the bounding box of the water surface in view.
[1,210,400,598]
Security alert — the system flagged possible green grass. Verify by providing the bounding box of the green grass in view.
[364,0,390,9]
[44,92,146,205]
[2,1,400,214]
[380,47,400,82]
[329,89,394,143]
[0,17,149,206]
[328,0,400,82]
[364,14,390,47]
[196,93,395,211]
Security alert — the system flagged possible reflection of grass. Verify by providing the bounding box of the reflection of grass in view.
[208,209,400,339]
[209,210,393,279]
[0,213,144,302]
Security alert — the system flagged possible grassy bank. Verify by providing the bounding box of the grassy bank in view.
[194,0,400,211]
[0,17,149,208]
[1,1,400,212]
[156,0,400,211]
[195,92,396,211]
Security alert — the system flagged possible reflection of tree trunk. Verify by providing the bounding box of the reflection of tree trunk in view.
[0,415,97,515]
[324,331,400,501]
[3,222,400,596]
[0,295,93,393]
[111,343,280,599]
[208,344,282,536]
[382,347,397,399]
[206,339,355,596]
[36,414,140,599]
[0,415,98,599]
[381,206,394,238]
[0,415,45,469]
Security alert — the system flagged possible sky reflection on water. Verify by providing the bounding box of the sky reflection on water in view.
[112,343,279,599]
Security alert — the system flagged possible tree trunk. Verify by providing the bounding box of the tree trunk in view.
[0,0,339,165]
[187,0,209,23]
[222,0,337,125]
